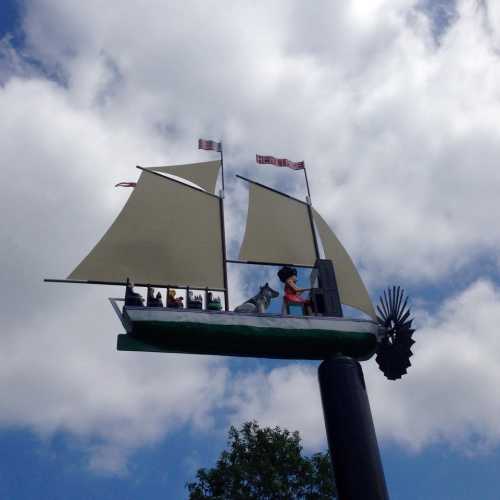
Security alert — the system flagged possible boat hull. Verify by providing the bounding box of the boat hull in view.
[117,307,380,361]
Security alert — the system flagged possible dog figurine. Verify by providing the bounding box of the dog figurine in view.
[234,283,279,313]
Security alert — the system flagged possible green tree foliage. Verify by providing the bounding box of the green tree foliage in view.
[186,421,337,499]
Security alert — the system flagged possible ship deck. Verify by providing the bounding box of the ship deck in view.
[114,302,381,361]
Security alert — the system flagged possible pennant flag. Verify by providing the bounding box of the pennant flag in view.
[256,155,304,170]
[115,182,137,188]
[198,138,222,152]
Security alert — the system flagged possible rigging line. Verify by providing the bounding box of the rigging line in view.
[226,259,315,269]
[44,278,227,292]
[136,166,221,200]
[235,174,308,206]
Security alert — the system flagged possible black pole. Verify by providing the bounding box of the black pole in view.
[43,278,226,292]
[219,143,225,193]
[217,142,229,310]
[302,165,320,262]
[226,259,314,269]
[219,195,229,311]
[318,357,389,500]
[303,165,312,201]
[236,174,308,206]
[306,202,320,261]
[311,260,387,498]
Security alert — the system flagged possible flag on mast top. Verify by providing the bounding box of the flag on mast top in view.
[199,138,222,152]
[198,138,224,192]
[256,154,304,171]
[256,154,311,201]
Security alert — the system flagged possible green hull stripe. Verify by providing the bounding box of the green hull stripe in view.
[117,319,377,360]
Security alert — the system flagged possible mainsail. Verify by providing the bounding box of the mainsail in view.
[237,178,376,319]
[69,168,225,289]
[238,182,317,266]
[147,160,220,194]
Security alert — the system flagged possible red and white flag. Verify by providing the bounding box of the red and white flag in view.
[256,155,304,170]
[198,138,222,152]
[115,182,137,188]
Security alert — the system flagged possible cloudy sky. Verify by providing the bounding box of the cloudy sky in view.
[2,0,500,498]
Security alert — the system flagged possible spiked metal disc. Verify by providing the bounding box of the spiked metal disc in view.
[376,286,415,380]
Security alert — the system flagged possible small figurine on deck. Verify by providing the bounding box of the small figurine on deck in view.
[125,278,144,307]
[167,289,184,308]
[147,287,163,307]
[187,291,203,309]
[206,292,222,311]
[278,266,312,315]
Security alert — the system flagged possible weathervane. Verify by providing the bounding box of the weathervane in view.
[376,286,416,380]
[46,139,416,500]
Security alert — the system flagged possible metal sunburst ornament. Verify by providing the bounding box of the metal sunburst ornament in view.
[376,286,416,380]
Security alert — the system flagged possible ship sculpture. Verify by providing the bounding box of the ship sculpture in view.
[47,159,415,379]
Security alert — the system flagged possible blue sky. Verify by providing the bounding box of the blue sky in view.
[2,1,500,499]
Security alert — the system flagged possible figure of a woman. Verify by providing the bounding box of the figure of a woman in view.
[278,266,313,315]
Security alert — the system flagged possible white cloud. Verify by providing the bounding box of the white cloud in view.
[368,279,500,454]
[225,364,324,450]
[2,0,500,474]
[226,280,500,456]
[10,0,500,286]
[0,286,228,474]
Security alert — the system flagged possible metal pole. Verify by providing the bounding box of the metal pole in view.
[226,259,314,269]
[236,174,309,206]
[312,260,386,498]
[219,195,229,311]
[306,202,320,261]
[218,142,229,310]
[301,166,320,261]
[43,278,226,292]
[318,356,389,500]
[303,165,312,202]
[219,143,225,193]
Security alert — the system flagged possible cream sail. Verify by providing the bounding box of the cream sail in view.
[237,179,375,319]
[238,182,317,266]
[69,166,225,289]
[147,160,221,194]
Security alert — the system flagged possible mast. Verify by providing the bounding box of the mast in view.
[303,165,312,201]
[219,193,229,311]
[218,142,229,310]
[302,164,320,260]
[220,142,225,193]
[306,199,320,261]
[198,138,228,308]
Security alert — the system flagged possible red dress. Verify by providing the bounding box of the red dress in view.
[284,283,311,305]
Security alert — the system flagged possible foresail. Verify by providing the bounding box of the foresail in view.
[238,182,317,266]
[69,170,225,289]
[313,209,376,319]
[147,160,221,194]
